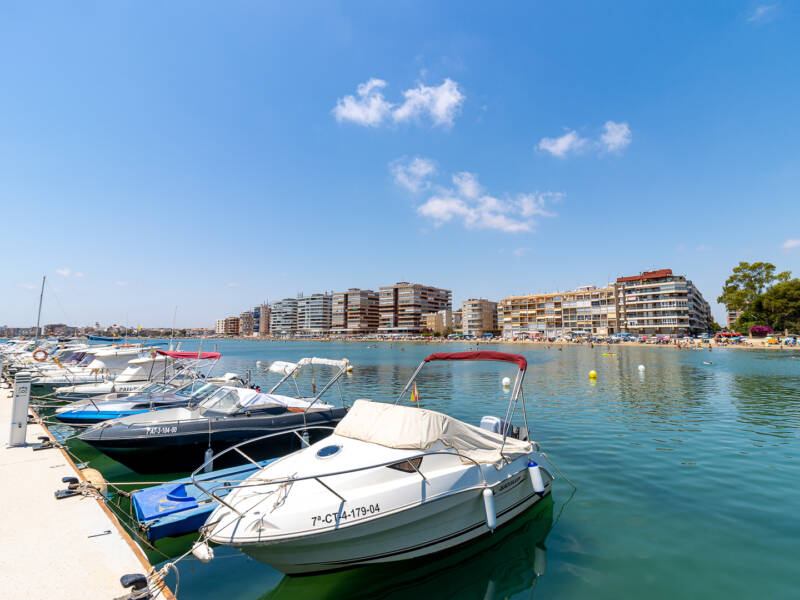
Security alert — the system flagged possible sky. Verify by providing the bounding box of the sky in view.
[1,1,799,327]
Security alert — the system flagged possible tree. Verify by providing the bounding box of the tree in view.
[709,321,722,332]
[756,278,800,333]
[717,261,792,311]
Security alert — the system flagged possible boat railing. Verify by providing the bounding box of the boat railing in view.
[190,425,488,518]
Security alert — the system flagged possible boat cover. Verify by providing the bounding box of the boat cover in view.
[334,400,532,469]
[243,392,332,410]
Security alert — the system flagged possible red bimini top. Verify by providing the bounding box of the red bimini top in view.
[423,351,527,371]
[156,350,222,360]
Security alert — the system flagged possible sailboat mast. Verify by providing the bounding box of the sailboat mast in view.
[169,306,177,351]
[34,275,46,342]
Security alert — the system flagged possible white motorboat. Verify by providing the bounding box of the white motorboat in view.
[199,351,553,575]
[27,346,154,393]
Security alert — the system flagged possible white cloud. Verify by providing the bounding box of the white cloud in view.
[782,238,800,250]
[332,78,393,127]
[333,78,464,128]
[538,130,587,158]
[56,267,72,277]
[538,121,632,157]
[452,172,482,199]
[75,271,85,278]
[517,192,560,217]
[16,282,37,290]
[226,282,240,288]
[600,121,632,152]
[696,244,712,251]
[748,4,778,23]
[513,247,531,257]
[114,281,128,286]
[408,169,560,233]
[391,157,436,192]
[393,78,465,128]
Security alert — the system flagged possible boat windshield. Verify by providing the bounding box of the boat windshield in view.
[197,388,242,414]
[189,383,219,400]
[139,382,164,394]
[175,381,217,398]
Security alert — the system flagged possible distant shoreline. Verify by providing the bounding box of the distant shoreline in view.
[136,336,798,351]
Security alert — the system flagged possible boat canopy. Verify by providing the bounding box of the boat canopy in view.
[334,400,532,469]
[156,350,222,360]
[298,357,349,369]
[266,357,348,375]
[266,361,299,375]
[424,351,527,371]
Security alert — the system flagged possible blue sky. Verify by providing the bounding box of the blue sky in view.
[2,1,799,327]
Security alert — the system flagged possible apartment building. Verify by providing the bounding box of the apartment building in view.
[616,269,711,335]
[378,282,452,335]
[270,298,298,337]
[422,309,454,334]
[296,293,332,336]
[253,304,270,337]
[214,318,225,335]
[461,299,498,337]
[453,309,463,333]
[332,289,380,335]
[239,311,254,336]
[726,308,742,329]
[499,285,618,338]
[223,316,240,336]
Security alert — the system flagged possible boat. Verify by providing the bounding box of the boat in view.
[198,351,553,575]
[78,357,351,473]
[53,349,228,402]
[131,459,275,541]
[54,375,244,425]
[26,346,155,394]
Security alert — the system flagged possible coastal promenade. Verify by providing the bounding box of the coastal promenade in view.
[0,385,171,600]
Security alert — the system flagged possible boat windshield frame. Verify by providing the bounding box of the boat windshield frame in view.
[394,351,530,451]
[197,388,245,415]
[258,357,350,412]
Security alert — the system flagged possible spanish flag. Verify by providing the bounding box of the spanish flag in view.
[410,382,419,404]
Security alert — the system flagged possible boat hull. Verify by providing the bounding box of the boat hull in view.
[234,469,551,575]
[79,408,347,473]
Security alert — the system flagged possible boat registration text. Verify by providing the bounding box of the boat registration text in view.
[145,426,178,435]
[311,504,380,527]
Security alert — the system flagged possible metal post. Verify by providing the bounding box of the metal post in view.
[9,373,31,447]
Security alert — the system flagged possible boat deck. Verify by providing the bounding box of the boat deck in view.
[0,385,172,600]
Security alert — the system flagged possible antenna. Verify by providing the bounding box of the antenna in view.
[34,275,46,342]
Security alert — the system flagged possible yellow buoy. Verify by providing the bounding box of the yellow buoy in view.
[80,468,107,496]
[589,370,597,379]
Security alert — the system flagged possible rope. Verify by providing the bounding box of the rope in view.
[540,451,577,490]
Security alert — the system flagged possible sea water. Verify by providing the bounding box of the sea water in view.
[64,340,800,599]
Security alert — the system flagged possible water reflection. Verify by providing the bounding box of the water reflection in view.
[261,497,554,600]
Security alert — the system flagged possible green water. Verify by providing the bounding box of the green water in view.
[59,340,800,599]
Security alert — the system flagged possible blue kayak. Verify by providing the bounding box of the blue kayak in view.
[131,459,274,541]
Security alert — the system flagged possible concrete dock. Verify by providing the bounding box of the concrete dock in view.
[0,384,172,599]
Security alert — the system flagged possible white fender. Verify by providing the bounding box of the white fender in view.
[483,488,496,532]
[191,541,214,563]
[528,461,545,493]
